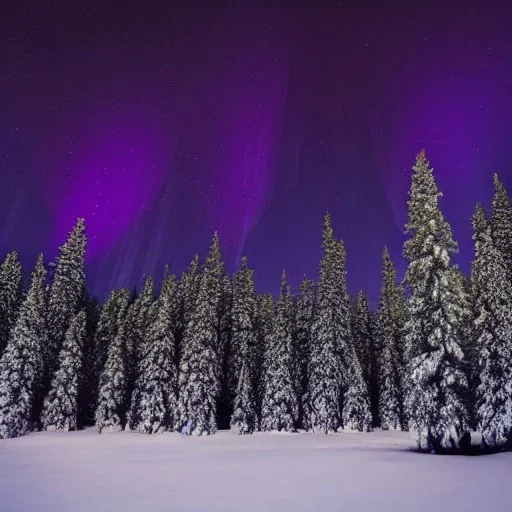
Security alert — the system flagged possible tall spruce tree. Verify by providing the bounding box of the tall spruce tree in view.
[46,219,86,385]
[0,251,23,359]
[376,247,407,430]
[177,234,223,435]
[293,277,315,430]
[310,215,371,433]
[490,174,512,278]
[88,289,130,420]
[403,150,469,453]
[127,272,178,433]
[261,271,297,432]
[309,215,345,433]
[254,293,274,425]
[229,257,257,434]
[41,310,86,431]
[0,255,47,439]
[472,205,512,449]
[217,274,233,429]
[352,291,373,404]
[124,277,156,429]
[95,312,128,433]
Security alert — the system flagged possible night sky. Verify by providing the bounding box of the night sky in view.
[2,2,512,304]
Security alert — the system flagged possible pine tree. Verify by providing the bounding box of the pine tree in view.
[127,272,178,434]
[310,214,371,433]
[124,277,156,429]
[261,271,297,432]
[472,205,512,449]
[0,251,23,359]
[293,277,315,430]
[352,291,373,405]
[41,310,86,431]
[229,257,257,434]
[217,274,233,429]
[376,247,407,430]
[95,311,128,433]
[0,255,47,438]
[490,174,512,277]
[88,289,130,420]
[46,219,87,383]
[309,215,344,433]
[403,150,469,453]
[254,293,274,425]
[177,234,224,435]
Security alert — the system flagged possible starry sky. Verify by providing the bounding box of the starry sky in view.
[1,2,511,304]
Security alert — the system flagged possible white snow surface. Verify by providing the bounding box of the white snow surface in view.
[1,428,511,512]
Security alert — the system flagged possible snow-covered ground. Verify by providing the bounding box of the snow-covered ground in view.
[1,429,511,512]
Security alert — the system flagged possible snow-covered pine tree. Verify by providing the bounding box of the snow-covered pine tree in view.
[254,293,274,426]
[229,257,257,434]
[46,219,86,383]
[124,276,155,429]
[127,271,178,433]
[77,294,101,427]
[293,277,315,430]
[177,234,224,435]
[41,310,86,431]
[309,214,344,433]
[376,247,407,431]
[217,274,233,429]
[0,255,47,439]
[403,150,470,453]
[260,271,297,432]
[490,174,512,278]
[351,291,373,405]
[0,251,23,359]
[95,311,128,433]
[472,204,512,450]
[310,214,371,433]
[88,289,130,419]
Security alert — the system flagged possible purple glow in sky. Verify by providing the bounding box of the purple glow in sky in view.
[1,3,512,303]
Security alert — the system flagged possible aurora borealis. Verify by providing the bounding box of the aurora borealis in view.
[1,2,511,303]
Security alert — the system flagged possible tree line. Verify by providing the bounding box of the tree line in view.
[0,150,511,454]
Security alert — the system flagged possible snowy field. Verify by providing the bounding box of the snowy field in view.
[1,429,511,512]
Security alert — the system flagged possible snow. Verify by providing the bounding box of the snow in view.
[1,429,511,512]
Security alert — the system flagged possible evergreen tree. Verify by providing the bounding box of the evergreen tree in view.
[403,150,469,453]
[376,247,407,430]
[472,205,512,449]
[0,255,47,438]
[46,219,86,383]
[177,234,224,435]
[217,274,233,429]
[88,289,130,421]
[124,276,156,429]
[261,271,297,432]
[254,293,274,425]
[77,293,101,427]
[0,251,23,359]
[41,310,86,431]
[490,174,512,277]
[95,311,129,433]
[310,215,371,433]
[127,272,178,433]
[293,277,315,430]
[229,257,257,434]
[352,291,373,404]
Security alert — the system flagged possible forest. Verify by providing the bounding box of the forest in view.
[0,150,511,455]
